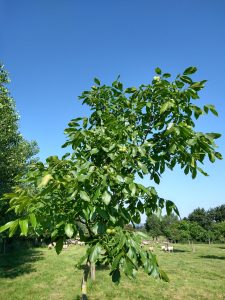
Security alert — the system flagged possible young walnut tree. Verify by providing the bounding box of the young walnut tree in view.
[0,67,222,299]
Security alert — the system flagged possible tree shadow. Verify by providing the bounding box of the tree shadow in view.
[0,248,44,278]
[95,263,110,271]
[76,263,109,272]
[217,246,225,250]
[172,249,188,253]
[74,296,88,300]
[200,255,225,260]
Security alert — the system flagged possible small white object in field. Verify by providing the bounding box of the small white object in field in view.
[167,246,173,252]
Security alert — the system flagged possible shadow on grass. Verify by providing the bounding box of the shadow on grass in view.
[173,249,188,253]
[74,295,88,300]
[217,246,225,250]
[0,248,44,278]
[76,263,110,272]
[200,255,225,260]
[173,249,187,253]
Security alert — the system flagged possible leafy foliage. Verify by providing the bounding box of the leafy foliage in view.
[187,208,212,230]
[0,65,38,197]
[145,214,162,238]
[145,205,225,243]
[0,64,39,242]
[0,67,222,283]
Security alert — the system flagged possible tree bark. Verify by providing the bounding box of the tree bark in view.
[81,261,90,300]
[191,241,195,253]
[90,263,96,281]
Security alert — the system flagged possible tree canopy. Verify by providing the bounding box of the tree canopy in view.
[0,64,39,196]
[0,66,222,298]
[0,64,39,240]
[145,204,225,243]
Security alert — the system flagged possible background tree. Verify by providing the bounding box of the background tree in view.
[188,221,207,242]
[0,64,39,252]
[187,208,212,230]
[212,221,225,242]
[145,214,162,239]
[208,205,225,223]
[0,67,222,299]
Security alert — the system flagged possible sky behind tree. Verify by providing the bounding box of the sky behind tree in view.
[1,0,225,219]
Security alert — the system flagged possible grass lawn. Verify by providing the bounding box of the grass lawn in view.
[0,243,225,300]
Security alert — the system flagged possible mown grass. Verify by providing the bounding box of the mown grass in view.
[0,243,225,300]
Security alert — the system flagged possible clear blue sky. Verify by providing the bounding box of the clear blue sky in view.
[1,0,225,219]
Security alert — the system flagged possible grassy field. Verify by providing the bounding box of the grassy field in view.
[0,243,225,300]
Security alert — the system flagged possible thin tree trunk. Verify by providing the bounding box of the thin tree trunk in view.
[191,241,195,253]
[81,261,90,300]
[90,263,96,281]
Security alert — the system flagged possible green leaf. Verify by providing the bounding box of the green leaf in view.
[51,229,58,239]
[162,73,171,78]
[97,208,108,220]
[55,238,64,255]
[183,66,197,75]
[111,253,123,271]
[90,148,99,154]
[9,220,19,237]
[138,146,146,157]
[184,165,189,175]
[92,222,106,234]
[116,175,124,182]
[29,214,37,229]
[209,106,218,116]
[83,117,88,128]
[215,152,223,160]
[129,183,136,196]
[160,101,174,114]
[159,269,170,282]
[112,268,121,284]
[190,81,206,91]
[137,161,148,174]
[94,78,100,85]
[165,200,174,215]
[153,173,160,184]
[203,105,209,114]
[180,75,193,84]
[80,191,90,202]
[65,224,74,238]
[102,191,111,205]
[89,243,102,263]
[155,67,162,75]
[38,174,53,188]
[175,80,185,88]
[93,188,101,201]
[0,220,18,233]
[19,219,28,236]
[206,132,221,139]
[197,167,209,176]
[192,168,197,179]
[125,87,137,93]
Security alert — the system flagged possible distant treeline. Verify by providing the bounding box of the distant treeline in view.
[145,205,225,243]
